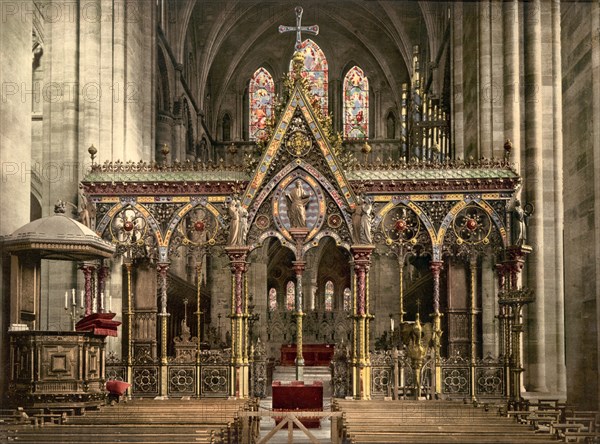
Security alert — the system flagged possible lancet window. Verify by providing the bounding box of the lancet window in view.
[249,67,275,141]
[291,39,328,116]
[325,280,334,311]
[269,288,277,311]
[286,281,295,311]
[343,66,369,139]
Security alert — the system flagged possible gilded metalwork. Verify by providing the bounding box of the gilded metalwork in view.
[453,205,492,245]
[201,367,229,396]
[286,130,313,157]
[168,367,195,395]
[132,367,159,395]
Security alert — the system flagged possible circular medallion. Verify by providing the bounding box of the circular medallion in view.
[327,213,342,229]
[194,220,205,232]
[285,131,312,157]
[255,214,270,230]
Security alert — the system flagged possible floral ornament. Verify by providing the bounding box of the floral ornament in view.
[452,205,492,245]
[109,206,153,259]
[381,204,420,245]
[179,207,219,247]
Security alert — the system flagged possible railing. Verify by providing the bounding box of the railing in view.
[331,348,507,400]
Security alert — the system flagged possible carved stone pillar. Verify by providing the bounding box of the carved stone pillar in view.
[225,246,250,398]
[351,245,375,400]
[156,262,170,398]
[524,0,547,392]
[79,262,96,317]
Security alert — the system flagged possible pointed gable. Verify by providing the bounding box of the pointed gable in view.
[242,83,355,213]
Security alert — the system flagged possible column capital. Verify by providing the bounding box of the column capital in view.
[429,260,444,274]
[351,245,375,266]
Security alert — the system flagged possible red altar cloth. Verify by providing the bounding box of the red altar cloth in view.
[280,344,334,366]
[272,380,323,428]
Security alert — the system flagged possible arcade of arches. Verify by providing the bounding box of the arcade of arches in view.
[1,0,600,415]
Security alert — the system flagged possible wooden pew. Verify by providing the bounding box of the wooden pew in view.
[334,399,558,444]
[3,398,255,444]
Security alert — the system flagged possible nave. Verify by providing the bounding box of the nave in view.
[2,396,598,443]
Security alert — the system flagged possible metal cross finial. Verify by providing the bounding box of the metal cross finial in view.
[278,6,319,51]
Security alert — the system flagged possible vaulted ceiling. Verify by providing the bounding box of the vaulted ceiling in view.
[167,0,447,128]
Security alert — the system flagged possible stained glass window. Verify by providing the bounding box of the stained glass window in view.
[325,281,334,312]
[269,288,277,311]
[343,287,352,311]
[249,67,275,141]
[290,39,328,116]
[343,66,369,139]
[286,281,295,311]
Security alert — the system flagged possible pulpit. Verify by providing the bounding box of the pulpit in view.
[272,380,323,428]
[8,331,107,409]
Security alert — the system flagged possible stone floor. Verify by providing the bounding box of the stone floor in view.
[257,398,332,444]
[258,366,334,442]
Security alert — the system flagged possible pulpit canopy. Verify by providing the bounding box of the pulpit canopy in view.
[1,208,115,261]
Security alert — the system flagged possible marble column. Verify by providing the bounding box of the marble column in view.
[79,262,96,317]
[524,0,547,393]
[225,247,250,399]
[351,246,375,400]
[503,0,521,169]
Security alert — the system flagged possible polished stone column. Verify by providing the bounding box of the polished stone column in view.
[351,246,375,400]
[524,0,547,392]
[156,262,170,397]
[503,0,521,168]
[551,0,567,395]
[96,261,109,313]
[225,246,250,398]
[79,262,96,317]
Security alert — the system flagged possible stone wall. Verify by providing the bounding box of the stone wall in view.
[561,0,600,410]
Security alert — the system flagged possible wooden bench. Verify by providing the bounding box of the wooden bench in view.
[3,399,255,444]
[334,399,558,444]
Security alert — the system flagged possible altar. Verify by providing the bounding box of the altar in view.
[272,380,323,428]
[280,344,335,366]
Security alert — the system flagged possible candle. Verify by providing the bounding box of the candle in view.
[100,292,104,312]
[92,296,97,313]
[71,288,76,306]
[109,295,112,312]
[65,291,68,309]
[80,290,84,309]
[390,318,395,332]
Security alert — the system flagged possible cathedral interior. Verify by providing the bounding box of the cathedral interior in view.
[1,0,600,440]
